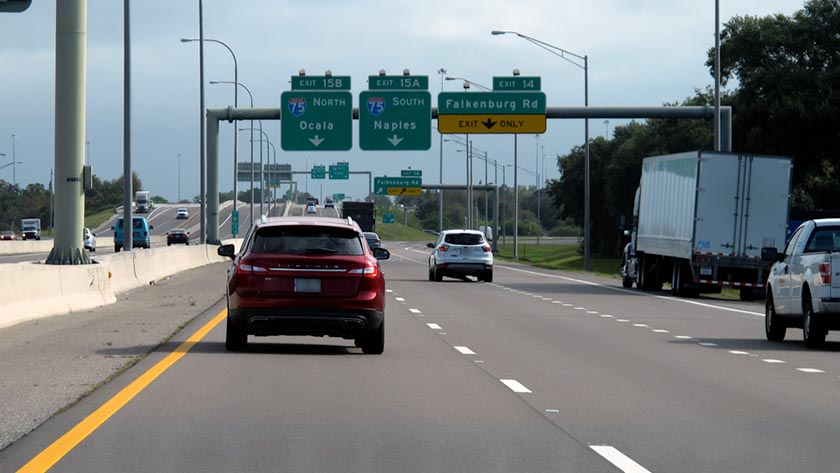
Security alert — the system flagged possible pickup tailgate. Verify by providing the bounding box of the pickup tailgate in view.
[832,253,840,293]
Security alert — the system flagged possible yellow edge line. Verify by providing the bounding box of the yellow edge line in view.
[17,309,228,473]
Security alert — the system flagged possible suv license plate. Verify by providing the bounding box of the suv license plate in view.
[294,278,321,293]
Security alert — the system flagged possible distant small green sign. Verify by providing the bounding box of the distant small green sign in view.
[329,162,349,180]
[401,170,422,177]
[332,193,345,202]
[382,213,396,224]
[291,75,351,90]
[311,165,326,179]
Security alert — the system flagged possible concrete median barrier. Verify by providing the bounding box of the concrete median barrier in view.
[0,242,235,329]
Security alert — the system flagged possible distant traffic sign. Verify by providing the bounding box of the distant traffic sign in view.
[492,76,542,91]
[437,91,546,134]
[281,91,352,151]
[368,75,429,90]
[311,165,326,179]
[387,187,422,196]
[231,211,239,235]
[401,169,422,177]
[332,193,345,202]
[329,162,350,180]
[382,213,396,224]
[236,162,262,182]
[291,75,351,90]
[374,176,421,195]
[265,163,292,185]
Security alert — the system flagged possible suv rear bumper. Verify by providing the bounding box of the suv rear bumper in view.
[228,307,383,339]
[437,262,491,277]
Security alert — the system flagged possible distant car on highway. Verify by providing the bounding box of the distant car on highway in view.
[305,205,317,215]
[0,230,17,241]
[167,228,190,246]
[427,229,494,282]
[324,197,335,208]
[216,216,391,353]
[83,227,96,252]
[363,231,381,249]
[176,208,189,219]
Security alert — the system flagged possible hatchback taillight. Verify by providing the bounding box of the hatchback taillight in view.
[819,262,831,284]
[482,245,492,252]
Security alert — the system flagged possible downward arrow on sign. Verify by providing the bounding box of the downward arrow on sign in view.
[309,135,325,147]
[387,134,404,146]
[482,118,498,129]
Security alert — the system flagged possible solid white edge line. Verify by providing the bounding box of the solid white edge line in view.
[499,379,532,393]
[454,346,476,355]
[495,264,765,317]
[590,445,653,473]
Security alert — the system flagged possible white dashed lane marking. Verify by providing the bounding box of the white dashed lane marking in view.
[394,297,406,302]
[729,350,750,355]
[797,368,825,373]
[409,308,422,314]
[427,323,442,330]
[763,359,786,364]
[590,446,653,473]
[499,379,532,393]
[454,346,476,355]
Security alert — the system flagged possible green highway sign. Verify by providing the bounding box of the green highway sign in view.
[368,75,429,90]
[311,165,326,179]
[437,91,546,114]
[492,76,542,91]
[332,193,345,202]
[374,176,421,195]
[401,169,422,177]
[329,162,349,180]
[231,210,240,235]
[291,75,351,90]
[281,91,352,151]
[359,91,431,150]
[382,213,396,224]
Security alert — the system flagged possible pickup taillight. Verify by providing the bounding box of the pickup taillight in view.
[819,262,831,284]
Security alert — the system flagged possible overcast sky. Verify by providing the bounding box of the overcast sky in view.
[0,0,799,203]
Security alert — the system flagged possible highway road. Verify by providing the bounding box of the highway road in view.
[1,240,839,472]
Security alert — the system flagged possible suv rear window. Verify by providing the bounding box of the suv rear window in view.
[252,225,364,255]
[444,233,484,245]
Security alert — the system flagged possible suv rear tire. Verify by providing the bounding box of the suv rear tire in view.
[362,320,384,354]
[225,317,247,352]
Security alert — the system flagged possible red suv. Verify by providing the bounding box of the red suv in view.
[217,216,390,354]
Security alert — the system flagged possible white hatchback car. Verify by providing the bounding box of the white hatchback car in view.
[83,227,96,252]
[427,229,493,282]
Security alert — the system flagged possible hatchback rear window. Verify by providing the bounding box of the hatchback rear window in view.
[252,225,364,255]
[444,233,484,245]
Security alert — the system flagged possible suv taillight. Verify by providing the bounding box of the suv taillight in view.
[350,263,379,278]
[236,261,267,275]
[482,245,492,252]
[819,262,831,284]
[438,244,448,252]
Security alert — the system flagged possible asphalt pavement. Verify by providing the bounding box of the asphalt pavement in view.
[1,241,839,472]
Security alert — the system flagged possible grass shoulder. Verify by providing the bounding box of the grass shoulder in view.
[494,242,621,278]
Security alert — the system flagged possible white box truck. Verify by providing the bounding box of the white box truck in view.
[20,218,41,240]
[620,151,792,300]
[135,190,152,213]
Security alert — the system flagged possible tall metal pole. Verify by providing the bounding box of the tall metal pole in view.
[484,151,488,230]
[502,165,507,246]
[438,68,446,232]
[536,135,541,246]
[259,119,264,216]
[47,0,90,264]
[513,135,519,260]
[198,0,206,244]
[10,134,15,187]
[177,153,181,202]
[714,0,721,151]
[121,0,132,253]
[583,55,590,270]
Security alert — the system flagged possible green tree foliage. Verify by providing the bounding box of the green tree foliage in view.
[710,0,840,208]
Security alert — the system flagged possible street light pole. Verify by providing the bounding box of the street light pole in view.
[11,134,16,187]
[177,153,181,202]
[492,30,590,269]
[437,67,446,233]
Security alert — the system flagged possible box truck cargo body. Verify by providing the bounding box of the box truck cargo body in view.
[622,151,792,299]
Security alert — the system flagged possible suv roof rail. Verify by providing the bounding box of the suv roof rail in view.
[346,216,355,226]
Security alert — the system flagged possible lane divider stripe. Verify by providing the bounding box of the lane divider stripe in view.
[590,445,653,473]
[17,310,228,473]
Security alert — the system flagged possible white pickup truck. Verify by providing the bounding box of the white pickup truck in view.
[765,218,840,348]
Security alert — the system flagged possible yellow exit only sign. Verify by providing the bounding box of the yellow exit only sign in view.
[438,114,546,134]
[386,187,422,196]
